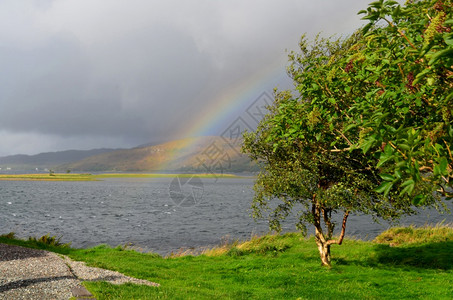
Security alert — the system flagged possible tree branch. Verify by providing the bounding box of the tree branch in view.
[330,147,352,152]
[444,140,453,163]
[326,210,350,246]
[335,129,353,146]
[388,141,408,159]
[322,208,334,239]
[312,195,326,244]
[382,17,416,49]
[419,166,433,172]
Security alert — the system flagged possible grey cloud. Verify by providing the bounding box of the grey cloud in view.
[0,0,372,155]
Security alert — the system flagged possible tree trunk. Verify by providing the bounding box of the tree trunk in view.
[316,237,331,266]
[311,191,350,267]
[313,205,350,267]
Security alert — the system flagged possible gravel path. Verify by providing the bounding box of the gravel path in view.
[0,243,159,299]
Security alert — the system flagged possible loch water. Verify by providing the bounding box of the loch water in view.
[0,177,451,255]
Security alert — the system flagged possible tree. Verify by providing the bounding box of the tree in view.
[242,0,447,266]
[349,0,453,203]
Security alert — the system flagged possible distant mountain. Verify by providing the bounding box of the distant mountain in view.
[133,138,173,149]
[55,136,258,173]
[0,149,120,171]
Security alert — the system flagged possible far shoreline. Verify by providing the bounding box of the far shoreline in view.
[0,172,254,181]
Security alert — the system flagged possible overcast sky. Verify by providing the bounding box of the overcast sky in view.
[0,0,371,156]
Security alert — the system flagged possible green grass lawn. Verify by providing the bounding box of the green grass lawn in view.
[1,226,452,299]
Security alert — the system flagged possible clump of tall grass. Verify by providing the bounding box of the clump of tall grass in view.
[374,223,453,246]
[0,232,16,239]
[28,233,71,248]
[200,235,239,257]
[203,232,299,257]
[167,248,200,258]
[0,232,71,252]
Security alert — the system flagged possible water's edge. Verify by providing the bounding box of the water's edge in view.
[1,177,451,255]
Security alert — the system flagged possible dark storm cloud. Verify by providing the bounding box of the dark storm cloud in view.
[0,0,372,155]
[0,27,213,140]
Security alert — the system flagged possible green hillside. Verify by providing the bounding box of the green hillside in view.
[0,149,118,171]
[56,136,257,173]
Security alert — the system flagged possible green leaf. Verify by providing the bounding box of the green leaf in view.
[362,13,379,22]
[398,144,410,151]
[369,0,383,9]
[401,179,414,187]
[375,181,393,195]
[400,182,414,196]
[384,143,393,155]
[412,194,425,205]
[434,143,444,152]
[361,136,376,154]
[377,155,394,168]
[444,32,453,47]
[439,157,448,176]
[446,91,453,102]
[396,160,407,168]
[380,174,395,181]
[344,123,358,132]
[434,164,441,176]
[362,22,373,34]
[412,68,432,85]
[414,161,421,181]
[429,48,453,65]
[391,5,401,18]
[384,0,398,6]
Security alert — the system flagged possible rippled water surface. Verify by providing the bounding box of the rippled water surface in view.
[0,177,451,254]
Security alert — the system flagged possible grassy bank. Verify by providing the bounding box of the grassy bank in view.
[1,225,452,299]
[0,173,245,181]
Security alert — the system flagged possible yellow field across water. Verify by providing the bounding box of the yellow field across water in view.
[0,173,246,181]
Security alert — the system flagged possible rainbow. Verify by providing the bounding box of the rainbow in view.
[156,55,290,171]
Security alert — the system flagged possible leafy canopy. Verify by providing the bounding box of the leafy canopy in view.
[352,0,452,203]
[242,0,449,266]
